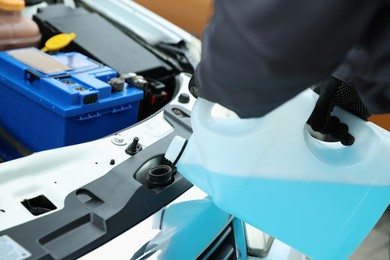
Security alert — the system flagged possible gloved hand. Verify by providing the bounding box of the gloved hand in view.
[188,75,200,98]
[308,76,371,146]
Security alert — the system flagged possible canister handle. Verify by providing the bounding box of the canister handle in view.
[190,88,382,169]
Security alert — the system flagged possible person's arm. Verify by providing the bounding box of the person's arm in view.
[195,0,381,118]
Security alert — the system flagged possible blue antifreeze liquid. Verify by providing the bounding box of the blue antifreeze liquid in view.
[177,163,390,260]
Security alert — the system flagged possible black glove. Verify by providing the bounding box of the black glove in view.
[188,75,200,98]
[308,76,371,146]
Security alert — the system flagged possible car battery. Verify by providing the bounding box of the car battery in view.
[0,47,144,152]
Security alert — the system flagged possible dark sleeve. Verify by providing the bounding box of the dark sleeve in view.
[332,6,390,115]
[331,47,369,88]
[195,0,381,118]
[353,5,390,114]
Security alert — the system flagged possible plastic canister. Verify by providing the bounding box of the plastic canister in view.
[170,88,390,260]
[0,0,41,50]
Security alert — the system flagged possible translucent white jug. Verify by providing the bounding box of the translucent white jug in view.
[167,88,390,260]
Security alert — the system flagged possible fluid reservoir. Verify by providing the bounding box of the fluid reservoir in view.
[0,0,41,50]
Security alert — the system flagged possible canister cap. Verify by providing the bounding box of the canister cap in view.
[0,0,25,11]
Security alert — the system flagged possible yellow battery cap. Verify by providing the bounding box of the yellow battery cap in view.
[41,33,76,52]
[0,0,25,11]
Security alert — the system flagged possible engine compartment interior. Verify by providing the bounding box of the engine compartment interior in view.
[0,2,196,163]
